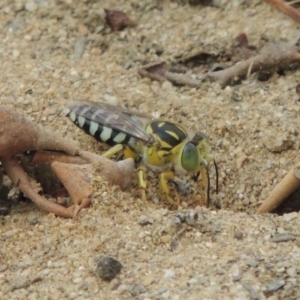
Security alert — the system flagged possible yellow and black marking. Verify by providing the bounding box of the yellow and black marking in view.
[146,121,187,149]
[66,101,218,207]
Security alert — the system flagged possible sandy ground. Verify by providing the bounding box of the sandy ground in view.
[1,0,300,299]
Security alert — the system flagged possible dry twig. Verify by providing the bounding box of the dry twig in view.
[140,38,300,88]
[139,62,202,87]
[256,162,300,214]
[208,38,300,87]
[267,0,300,23]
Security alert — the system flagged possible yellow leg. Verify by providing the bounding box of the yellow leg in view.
[160,171,180,206]
[138,165,147,202]
[102,144,124,158]
[124,146,138,160]
[200,167,210,207]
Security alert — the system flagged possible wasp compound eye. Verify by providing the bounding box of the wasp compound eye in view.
[181,142,198,172]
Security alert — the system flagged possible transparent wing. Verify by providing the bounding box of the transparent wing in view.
[66,101,153,143]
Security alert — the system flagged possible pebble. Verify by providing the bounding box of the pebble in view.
[286,267,296,277]
[283,212,298,222]
[230,265,240,279]
[10,276,31,291]
[162,80,173,91]
[245,259,259,268]
[124,61,133,70]
[185,212,198,225]
[12,50,20,58]
[171,215,182,225]
[103,94,118,106]
[187,277,198,286]
[271,233,296,243]
[263,132,294,152]
[29,218,39,225]
[0,265,8,272]
[164,269,175,278]
[143,275,155,286]
[138,215,154,225]
[127,283,146,296]
[243,283,260,300]
[2,229,19,238]
[25,0,38,12]
[73,37,87,60]
[156,287,168,295]
[95,257,123,281]
[264,279,285,294]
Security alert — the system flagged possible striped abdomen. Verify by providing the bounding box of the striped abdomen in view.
[67,106,132,146]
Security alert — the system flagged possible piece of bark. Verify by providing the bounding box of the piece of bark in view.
[51,162,92,217]
[80,151,135,191]
[0,105,80,158]
[2,157,76,218]
[139,62,169,82]
[31,151,88,165]
[0,106,135,218]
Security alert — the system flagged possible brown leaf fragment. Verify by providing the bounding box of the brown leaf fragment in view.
[230,33,255,62]
[139,62,169,82]
[0,105,80,158]
[104,9,135,31]
[236,154,248,169]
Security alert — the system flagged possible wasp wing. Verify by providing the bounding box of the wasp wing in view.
[66,101,153,144]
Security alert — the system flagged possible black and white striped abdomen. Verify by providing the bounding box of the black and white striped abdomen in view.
[67,105,132,146]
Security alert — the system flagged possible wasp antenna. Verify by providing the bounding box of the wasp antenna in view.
[206,167,210,208]
[213,159,219,194]
[191,132,207,145]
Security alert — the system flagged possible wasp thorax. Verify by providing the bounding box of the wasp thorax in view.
[181,142,199,172]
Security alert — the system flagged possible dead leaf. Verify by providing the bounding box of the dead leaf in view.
[104,9,135,31]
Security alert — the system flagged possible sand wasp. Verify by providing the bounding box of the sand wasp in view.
[66,101,218,206]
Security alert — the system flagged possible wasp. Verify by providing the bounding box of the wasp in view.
[66,101,218,206]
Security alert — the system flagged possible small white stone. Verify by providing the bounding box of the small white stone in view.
[187,277,198,285]
[164,269,175,278]
[161,80,173,91]
[283,212,298,222]
[104,94,118,106]
[287,267,297,277]
[25,0,37,12]
[12,50,20,58]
